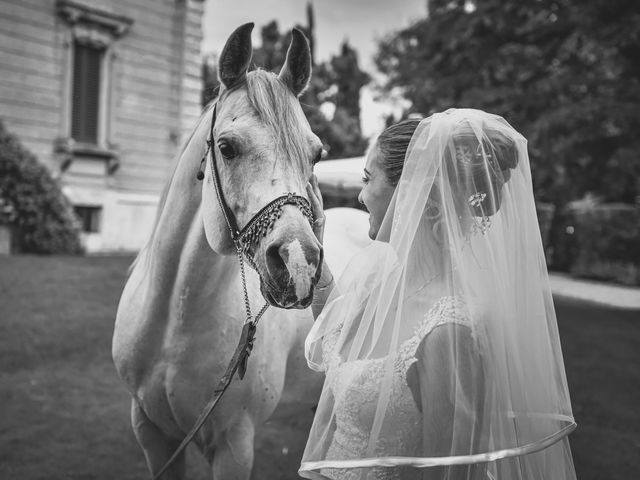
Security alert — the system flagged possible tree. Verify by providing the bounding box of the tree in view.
[302,39,370,158]
[0,121,82,254]
[201,53,219,107]
[252,20,287,71]
[375,0,640,204]
[330,41,371,131]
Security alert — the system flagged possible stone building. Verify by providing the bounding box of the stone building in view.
[0,0,204,251]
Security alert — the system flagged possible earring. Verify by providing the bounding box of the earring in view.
[467,192,491,235]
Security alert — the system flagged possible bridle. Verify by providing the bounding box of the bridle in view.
[153,87,314,479]
[205,102,314,268]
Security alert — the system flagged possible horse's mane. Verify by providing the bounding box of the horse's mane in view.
[128,100,217,276]
[129,69,308,277]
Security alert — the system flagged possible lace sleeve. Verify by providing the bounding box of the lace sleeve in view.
[306,293,349,372]
[416,296,474,340]
[320,322,344,371]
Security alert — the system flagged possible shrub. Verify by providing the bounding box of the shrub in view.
[555,203,640,285]
[0,120,82,254]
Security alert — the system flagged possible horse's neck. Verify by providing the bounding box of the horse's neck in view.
[129,104,244,322]
[144,110,235,299]
[115,106,254,391]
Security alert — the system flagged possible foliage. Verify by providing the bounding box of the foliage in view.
[536,202,556,264]
[0,120,82,254]
[0,195,16,223]
[554,203,640,285]
[328,42,371,127]
[375,0,640,205]
[202,18,370,159]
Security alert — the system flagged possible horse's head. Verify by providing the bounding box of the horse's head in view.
[201,23,324,310]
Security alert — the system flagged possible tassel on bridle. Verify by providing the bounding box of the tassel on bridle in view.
[196,139,211,181]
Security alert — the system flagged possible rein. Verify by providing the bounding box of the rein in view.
[153,93,313,479]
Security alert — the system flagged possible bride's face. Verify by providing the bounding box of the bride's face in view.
[358,146,396,240]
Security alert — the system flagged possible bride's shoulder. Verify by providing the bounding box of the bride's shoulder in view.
[417,296,473,338]
[397,296,476,369]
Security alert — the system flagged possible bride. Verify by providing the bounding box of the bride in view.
[299,109,577,480]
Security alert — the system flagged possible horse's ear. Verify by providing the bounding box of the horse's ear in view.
[278,28,312,97]
[218,23,254,90]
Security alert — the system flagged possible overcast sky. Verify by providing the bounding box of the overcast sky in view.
[202,0,427,137]
[202,0,426,67]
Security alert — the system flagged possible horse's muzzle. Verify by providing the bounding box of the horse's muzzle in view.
[261,285,314,310]
[260,238,322,309]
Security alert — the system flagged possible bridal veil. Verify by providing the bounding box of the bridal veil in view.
[300,109,576,480]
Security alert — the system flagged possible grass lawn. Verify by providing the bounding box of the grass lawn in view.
[554,297,640,479]
[0,255,638,479]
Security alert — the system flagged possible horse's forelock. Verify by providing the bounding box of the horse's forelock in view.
[245,70,310,171]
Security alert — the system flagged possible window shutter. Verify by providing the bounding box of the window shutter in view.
[71,43,103,144]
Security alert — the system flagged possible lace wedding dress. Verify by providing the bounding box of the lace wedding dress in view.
[319,296,473,480]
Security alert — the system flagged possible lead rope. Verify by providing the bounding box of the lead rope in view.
[153,126,269,480]
[155,94,313,477]
[152,248,269,480]
[235,241,270,378]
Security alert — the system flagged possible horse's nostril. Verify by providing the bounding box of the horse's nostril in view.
[265,244,286,278]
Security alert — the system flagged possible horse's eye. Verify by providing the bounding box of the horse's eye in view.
[218,141,237,159]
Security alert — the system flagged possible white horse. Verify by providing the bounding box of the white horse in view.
[113,23,368,479]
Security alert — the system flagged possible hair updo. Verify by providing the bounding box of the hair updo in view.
[376,119,422,186]
[449,123,519,216]
[376,117,519,216]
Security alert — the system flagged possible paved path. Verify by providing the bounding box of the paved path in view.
[549,273,640,309]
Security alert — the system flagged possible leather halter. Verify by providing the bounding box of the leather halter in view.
[153,88,315,480]
[205,97,314,262]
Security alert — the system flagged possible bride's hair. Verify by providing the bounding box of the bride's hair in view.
[376,119,421,186]
[376,118,519,217]
[449,123,519,217]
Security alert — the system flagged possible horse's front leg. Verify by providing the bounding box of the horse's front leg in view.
[131,399,186,480]
[210,412,255,480]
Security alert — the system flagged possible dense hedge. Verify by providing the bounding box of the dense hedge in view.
[553,203,640,286]
[0,121,82,254]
